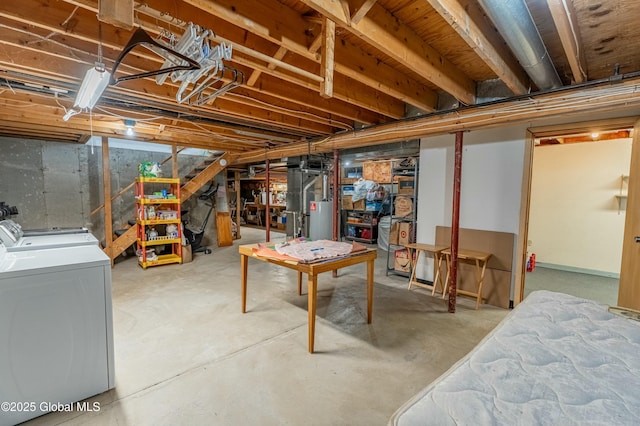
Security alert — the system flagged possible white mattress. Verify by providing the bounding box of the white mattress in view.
[389,291,640,425]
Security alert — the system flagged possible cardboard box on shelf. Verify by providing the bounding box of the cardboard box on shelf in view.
[353,198,366,211]
[363,160,392,183]
[394,196,413,218]
[394,249,410,272]
[397,177,415,194]
[398,222,412,245]
[342,195,353,210]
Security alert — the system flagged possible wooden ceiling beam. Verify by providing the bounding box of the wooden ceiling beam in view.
[298,0,476,104]
[0,17,377,129]
[427,0,529,95]
[0,113,247,151]
[0,41,340,136]
[0,0,130,55]
[350,0,378,25]
[0,78,302,146]
[233,52,404,120]
[334,42,438,112]
[1,1,388,125]
[247,72,382,125]
[547,0,587,83]
[135,1,405,118]
[180,0,436,110]
[0,74,317,150]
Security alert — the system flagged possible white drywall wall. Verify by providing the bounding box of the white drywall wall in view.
[415,125,527,282]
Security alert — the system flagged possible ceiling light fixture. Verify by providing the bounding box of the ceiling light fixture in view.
[74,65,111,110]
[591,132,600,139]
[64,23,110,121]
[124,119,136,136]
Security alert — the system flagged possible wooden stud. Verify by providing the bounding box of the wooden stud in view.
[427,0,529,95]
[320,17,336,98]
[547,0,587,83]
[235,170,242,239]
[101,136,114,264]
[98,0,134,30]
[172,144,178,179]
[351,0,378,24]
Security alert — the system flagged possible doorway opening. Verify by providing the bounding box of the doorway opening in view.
[522,124,633,305]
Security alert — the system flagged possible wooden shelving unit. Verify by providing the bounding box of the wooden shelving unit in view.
[135,177,182,269]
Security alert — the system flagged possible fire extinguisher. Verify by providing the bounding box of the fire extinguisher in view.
[527,253,536,272]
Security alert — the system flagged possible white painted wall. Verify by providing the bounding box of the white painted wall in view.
[528,138,631,275]
[415,125,527,284]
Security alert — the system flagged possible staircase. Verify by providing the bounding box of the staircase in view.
[104,152,231,261]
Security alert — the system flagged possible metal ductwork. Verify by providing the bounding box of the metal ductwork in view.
[478,0,562,90]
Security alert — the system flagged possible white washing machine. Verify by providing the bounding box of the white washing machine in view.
[0,219,98,252]
[0,244,115,426]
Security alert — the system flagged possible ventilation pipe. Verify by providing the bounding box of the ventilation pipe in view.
[322,173,329,200]
[477,0,562,90]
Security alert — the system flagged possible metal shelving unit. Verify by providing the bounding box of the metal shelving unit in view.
[344,211,378,243]
[386,158,418,277]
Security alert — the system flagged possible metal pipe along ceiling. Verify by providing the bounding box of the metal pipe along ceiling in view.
[477,0,562,90]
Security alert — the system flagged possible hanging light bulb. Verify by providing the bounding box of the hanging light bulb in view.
[124,119,136,136]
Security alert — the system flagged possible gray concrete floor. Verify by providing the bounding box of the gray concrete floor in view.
[27,227,508,426]
[523,266,619,306]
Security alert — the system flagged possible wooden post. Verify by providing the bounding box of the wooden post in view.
[172,144,178,178]
[448,131,464,313]
[102,136,113,265]
[265,158,271,242]
[235,170,241,239]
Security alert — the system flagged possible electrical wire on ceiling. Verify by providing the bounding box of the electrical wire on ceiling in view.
[25,6,79,46]
[187,122,267,146]
[228,92,355,131]
[93,106,167,122]
[2,78,16,95]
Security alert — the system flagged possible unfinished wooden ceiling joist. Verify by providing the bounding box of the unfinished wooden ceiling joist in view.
[0,0,639,164]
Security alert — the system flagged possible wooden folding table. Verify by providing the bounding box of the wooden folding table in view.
[403,243,448,295]
[441,248,492,309]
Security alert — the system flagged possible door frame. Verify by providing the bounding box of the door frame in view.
[513,116,638,306]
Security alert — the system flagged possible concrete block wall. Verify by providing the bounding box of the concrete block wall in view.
[1,137,207,243]
[0,137,90,230]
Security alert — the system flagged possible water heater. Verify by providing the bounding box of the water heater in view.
[309,201,333,240]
